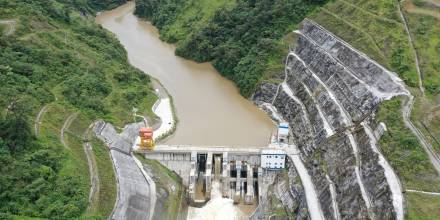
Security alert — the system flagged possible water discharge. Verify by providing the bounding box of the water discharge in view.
[187,181,249,220]
[96,2,274,147]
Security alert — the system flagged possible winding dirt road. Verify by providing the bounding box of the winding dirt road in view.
[83,122,100,212]
[402,96,440,175]
[397,0,425,95]
[34,105,49,136]
[60,113,77,148]
[0,19,16,35]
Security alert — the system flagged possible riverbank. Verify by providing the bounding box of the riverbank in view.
[96,1,274,147]
[150,78,178,142]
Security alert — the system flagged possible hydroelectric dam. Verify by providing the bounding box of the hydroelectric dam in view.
[137,145,289,206]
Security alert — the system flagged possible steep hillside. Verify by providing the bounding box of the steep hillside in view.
[0,0,156,219]
[135,0,327,97]
[309,1,440,218]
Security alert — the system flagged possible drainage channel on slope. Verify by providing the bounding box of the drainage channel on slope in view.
[289,149,325,220]
[287,49,374,219]
[362,122,404,220]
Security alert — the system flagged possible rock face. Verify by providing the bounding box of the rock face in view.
[252,158,309,220]
[254,19,407,220]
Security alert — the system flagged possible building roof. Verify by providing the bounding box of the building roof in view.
[278,127,289,136]
[278,122,289,128]
[261,149,286,155]
[278,122,289,136]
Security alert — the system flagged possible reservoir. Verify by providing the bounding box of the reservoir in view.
[96,2,274,147]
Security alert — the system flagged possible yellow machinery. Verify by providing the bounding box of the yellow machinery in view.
[139,127,155,150]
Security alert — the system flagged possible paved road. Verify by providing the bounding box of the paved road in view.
[94,121,155,220]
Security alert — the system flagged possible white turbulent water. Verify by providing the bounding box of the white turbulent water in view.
[186,181,248,220]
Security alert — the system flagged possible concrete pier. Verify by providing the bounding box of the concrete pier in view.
[245,164,254,204]
[222,159,230,198]
[234,161,242,204]
[205,153,213,199]
[189,152,197,201]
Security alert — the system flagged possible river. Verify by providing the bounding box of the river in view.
[96,2,274,147]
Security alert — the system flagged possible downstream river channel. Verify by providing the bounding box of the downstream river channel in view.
[96,2,274,147]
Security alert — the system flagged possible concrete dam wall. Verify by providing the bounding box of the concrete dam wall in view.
[253,19,407,220]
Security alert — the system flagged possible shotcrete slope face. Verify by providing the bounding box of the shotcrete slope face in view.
[254,19,407,220]
[96,2,274,146]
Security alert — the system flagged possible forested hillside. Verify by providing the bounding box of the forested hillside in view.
[135,0,328,97]
[0,0,156,219]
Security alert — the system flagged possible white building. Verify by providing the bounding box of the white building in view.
[277,122,289,143]
[261,149,286,170]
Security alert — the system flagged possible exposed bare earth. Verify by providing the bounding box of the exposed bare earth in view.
[425,0,440,7]
[404,0,440,19]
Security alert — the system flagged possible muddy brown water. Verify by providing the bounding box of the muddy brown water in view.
[96,2,274,147]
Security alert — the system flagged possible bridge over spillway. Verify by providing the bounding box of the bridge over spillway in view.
[136,144,289,206]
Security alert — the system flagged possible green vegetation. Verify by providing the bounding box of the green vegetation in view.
[307,1,440,219]
[90,138,117,219]
[407,13,440,94]
[406,192,440,220]
[402,0,440,166]
[136,1,440,219]
[135,0,327,97]
[135,154,185,220]
[0,0,156,219]
[378,98,440,192]
[309,0,419,88]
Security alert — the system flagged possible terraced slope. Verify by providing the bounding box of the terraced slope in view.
[307,1,440,218]
[254,20,410,219]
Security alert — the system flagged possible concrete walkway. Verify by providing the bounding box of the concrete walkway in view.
[406,189,440,196]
